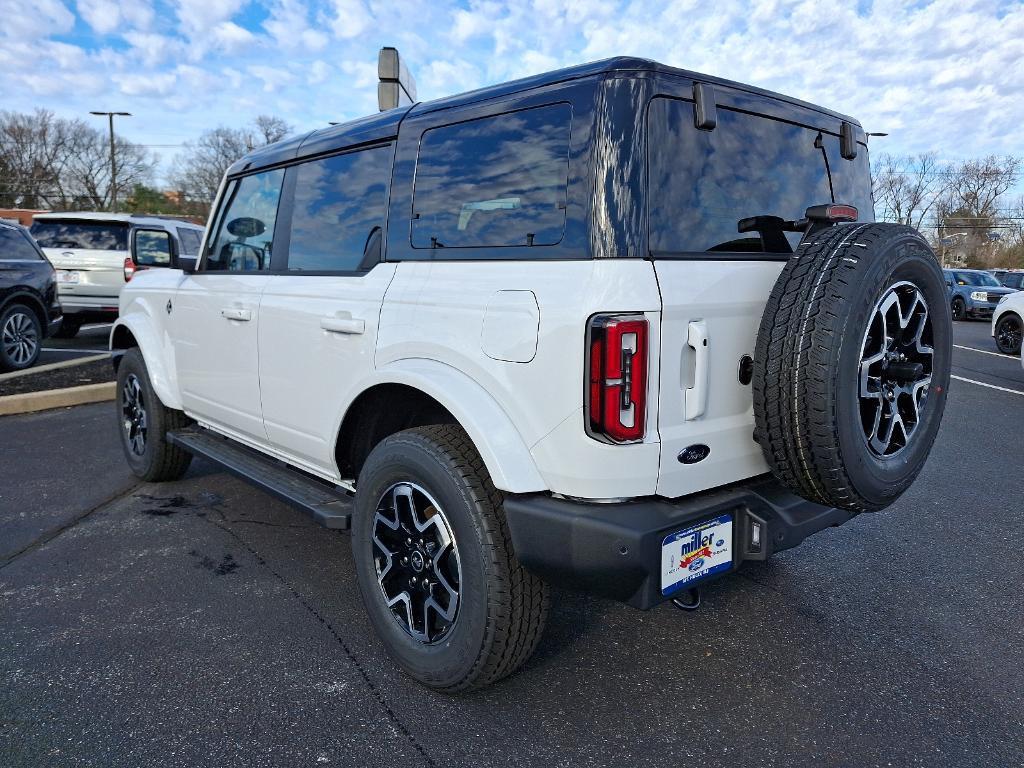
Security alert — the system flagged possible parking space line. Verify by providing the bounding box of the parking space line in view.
[41,347,109,354]
[953,344,1017,360]
[951,374,1024,397]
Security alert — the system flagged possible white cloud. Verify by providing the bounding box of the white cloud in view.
[173,0,247,37]
[77,0,154,35]
[330,0,373,39]
[0,0,75,39]
[265,0,328,51]
[210,21,256,52]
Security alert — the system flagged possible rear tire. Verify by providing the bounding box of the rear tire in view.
[116,348,192,482]
[0,304,42,372]
[995,313,1022,355]
[352,425,549,692]
[753,223,950,512]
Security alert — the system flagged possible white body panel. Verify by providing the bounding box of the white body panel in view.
[115,255,780,500]
[376,259,664,498]
[258,266,397,475]
[652,260,782,498]
[173,273,269,442]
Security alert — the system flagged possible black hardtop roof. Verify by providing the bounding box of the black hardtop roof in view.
[231,56,862,175]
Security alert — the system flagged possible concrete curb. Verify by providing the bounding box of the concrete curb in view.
[0,382,116,417]
[0,353,109,382]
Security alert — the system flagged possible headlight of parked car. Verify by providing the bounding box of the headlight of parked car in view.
[998,294,1010,304]
[970,290,988,301]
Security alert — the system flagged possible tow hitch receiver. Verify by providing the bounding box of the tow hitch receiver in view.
[671,588,701,611]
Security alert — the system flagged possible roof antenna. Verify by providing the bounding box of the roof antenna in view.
[378,47,417,112]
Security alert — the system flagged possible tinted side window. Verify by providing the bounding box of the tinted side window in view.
[206,169,284,272]
[1005,274,1023,289]
[176,227,202,255]
[648,98,833,254]
[287,146,391,271]
[0,228,42,261]
[411,103,572,249]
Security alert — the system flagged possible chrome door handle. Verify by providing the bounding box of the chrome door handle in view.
[684,320,709,420]
[320,315,365,335]
[221,308,252,321]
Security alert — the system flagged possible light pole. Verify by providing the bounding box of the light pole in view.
[90,111,131,213]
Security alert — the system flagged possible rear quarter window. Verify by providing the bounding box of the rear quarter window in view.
[410,103,572,251]
[30,220,128,251]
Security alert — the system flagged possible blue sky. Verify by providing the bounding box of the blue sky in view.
[2,0,1023,186]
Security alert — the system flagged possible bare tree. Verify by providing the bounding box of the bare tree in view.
[937,155,1021,268]
[0,109,155,211]
[871,152,947,230]
[171,115,293,210]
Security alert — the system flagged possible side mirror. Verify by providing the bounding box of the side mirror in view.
[945,280,953,287]
[131,228,178,270]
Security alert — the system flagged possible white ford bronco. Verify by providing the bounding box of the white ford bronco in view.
[111,57,950,691]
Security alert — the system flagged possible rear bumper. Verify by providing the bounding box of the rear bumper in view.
[503,475,855,609]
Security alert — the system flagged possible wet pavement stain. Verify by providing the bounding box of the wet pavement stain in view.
[189,550,239,576]
[136,492,224,517]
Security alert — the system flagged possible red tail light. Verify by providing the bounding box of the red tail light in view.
[123,257,136,282]
[586,314,648,443]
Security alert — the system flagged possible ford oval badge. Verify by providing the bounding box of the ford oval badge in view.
[678,444,711,464]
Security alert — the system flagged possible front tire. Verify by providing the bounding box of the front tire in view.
[352,425,549,692]
[951,297,966,321]
[995,313,1022,355]
[116,348,192,481]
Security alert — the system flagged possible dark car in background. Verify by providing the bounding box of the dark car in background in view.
[0,221,62,372]
[943,268,1016,320]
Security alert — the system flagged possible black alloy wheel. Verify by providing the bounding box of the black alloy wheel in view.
[995,313,1023,355]
[858,282,934,457]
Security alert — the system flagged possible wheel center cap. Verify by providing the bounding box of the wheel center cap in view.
[409,550,425,573]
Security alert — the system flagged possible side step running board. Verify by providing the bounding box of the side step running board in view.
[168,427,353,530]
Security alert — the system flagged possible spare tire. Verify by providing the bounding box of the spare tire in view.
[752,223,950,512]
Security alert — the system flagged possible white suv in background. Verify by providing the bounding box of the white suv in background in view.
[992,291,1024,356]
[110,57,951,691]
[30,212,203,338]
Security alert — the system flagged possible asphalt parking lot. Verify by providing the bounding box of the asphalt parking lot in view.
[2,320,1022,768]
[37,323,112,366]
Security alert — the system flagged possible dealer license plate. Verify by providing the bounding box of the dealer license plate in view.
[58,270,80,284]
[660,514,733,595]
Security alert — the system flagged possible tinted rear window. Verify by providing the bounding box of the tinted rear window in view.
[0,228,43,261]
[647,97,871,255]
[411,103,572,250]
[287,145,391,271]
[30,220,128,251]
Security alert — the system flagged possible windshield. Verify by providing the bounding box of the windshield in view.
[30,220,129,251]
[956,271,1001,287]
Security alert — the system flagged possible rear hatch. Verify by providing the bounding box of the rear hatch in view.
[646,95,873,498]
[31,219,129,299]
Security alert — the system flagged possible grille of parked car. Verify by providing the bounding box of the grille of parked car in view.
[988,292,1004,303]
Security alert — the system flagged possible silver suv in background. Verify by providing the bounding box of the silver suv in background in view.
[30,212,204,338]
